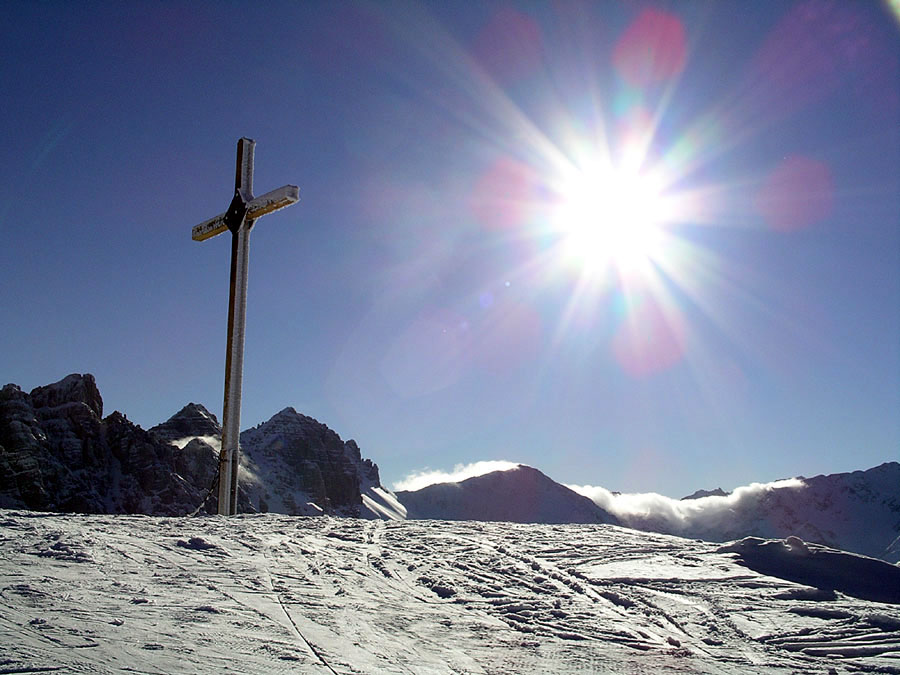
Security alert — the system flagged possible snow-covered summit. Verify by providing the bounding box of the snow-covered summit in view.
[574,462,900,562]
[239,406,367,516]
[234,406,401,519]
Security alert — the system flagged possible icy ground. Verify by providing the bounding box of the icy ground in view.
[2,511,899,674]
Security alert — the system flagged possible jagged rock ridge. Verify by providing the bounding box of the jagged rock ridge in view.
[0,374,398,518]
[238,407,365,516]
[0,374,204,514]
[682,487,728,500]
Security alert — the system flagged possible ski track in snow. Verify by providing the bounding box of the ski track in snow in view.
[1,511,899,674]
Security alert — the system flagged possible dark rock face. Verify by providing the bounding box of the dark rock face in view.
[30,373,104,419]
[149,403,221,442]
[0,383,50,508]
[0,375,385,518]
[240,408,370,516]
[148,403,222,510]
[0,374,206,514]
[682,487,729,500]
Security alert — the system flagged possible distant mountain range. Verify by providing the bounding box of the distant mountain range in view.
[1,374,896,562]
[400,462,900,563]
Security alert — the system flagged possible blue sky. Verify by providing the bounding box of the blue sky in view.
[2,1,898,496]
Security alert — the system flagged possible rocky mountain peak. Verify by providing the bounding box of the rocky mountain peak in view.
[30,373,103,418]
[682,487,729,500]
[239,407,363,516]
[0,375,205,514]
[150,403,221,442]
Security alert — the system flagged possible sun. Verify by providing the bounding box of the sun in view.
[553,160,671,274]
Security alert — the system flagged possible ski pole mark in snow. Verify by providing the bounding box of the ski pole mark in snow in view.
[261,540,340,675]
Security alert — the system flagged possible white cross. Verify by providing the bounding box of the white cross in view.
[192,137,299,515]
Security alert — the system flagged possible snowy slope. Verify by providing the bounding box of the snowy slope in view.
[2,510,899,674]
[360,473,407,521]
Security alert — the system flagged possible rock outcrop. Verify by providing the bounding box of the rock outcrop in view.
[0,374,396,518]
[239,407,367,516]
[0,374,205,514]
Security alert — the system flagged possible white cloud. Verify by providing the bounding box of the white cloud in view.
[393,460,521,492]
[568,478,806,534]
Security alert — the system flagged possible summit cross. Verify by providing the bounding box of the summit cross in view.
[192,137,299,515]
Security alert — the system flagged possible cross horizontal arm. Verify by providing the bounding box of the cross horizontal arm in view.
[192,185,300,241]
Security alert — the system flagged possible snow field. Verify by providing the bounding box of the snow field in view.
[1,511,898,673]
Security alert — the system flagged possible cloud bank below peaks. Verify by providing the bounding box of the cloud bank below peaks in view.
[393,461,522,492]
[568,478,806,538]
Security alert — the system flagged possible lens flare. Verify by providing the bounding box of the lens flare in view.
[755,155,834,231]
[471,158,542,230]
[612,296,687,377]
[613,8,687,87]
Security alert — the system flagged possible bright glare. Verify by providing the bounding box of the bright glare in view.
[554,163,670,273]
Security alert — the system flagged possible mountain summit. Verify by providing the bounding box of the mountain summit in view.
[397,465,618,525]
[239,407,376,517]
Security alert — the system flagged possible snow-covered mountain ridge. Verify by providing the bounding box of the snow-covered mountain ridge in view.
[396,462,900,562]
[573,462,900,562]
[2,374,896,564]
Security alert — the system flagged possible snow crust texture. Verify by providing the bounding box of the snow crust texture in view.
[2,511,899,674]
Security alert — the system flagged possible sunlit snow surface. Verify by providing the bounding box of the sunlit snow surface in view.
[2,512,899,673]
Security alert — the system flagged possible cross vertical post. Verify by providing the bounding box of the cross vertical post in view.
[192,138,299,515]
[219,138,253,517]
